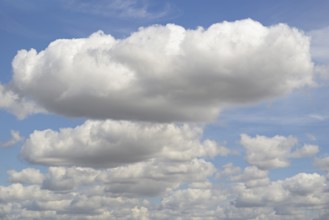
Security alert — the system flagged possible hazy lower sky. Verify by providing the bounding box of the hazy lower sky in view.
[1,1,329,219]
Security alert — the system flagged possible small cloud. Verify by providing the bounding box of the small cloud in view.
[291,144,319,158]
[62,0,172,19]
[240,134,298,170]
[308,114,327,121]
[315,64,329,80]
[8,168,44,185]
[240,134,320,170]
[308,25,329,63]
[1,130,23,148]
[306,133,317,141]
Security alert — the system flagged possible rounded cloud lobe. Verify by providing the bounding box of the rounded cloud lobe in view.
[11,19,313,122]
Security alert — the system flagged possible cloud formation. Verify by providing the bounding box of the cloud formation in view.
[8,168,44,185]
[10,19,313,122]
[241,134,319,170]
[1,151,327,219]
[1,130,23,147]
[0,84,43,119]
[63,0,170,19]
[21,120,224,168]
[309,25,329,63]
[234,172,328,211]
[0,18,324,220]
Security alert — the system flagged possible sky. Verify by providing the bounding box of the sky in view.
[1,0,329,219]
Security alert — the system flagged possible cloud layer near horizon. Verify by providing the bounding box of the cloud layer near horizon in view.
[1,133,326,219]
[6,19,313,121]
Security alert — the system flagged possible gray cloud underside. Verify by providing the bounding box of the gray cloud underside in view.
[0,84,43,119]
[12,124,327,219]
[21,120,224,168]
[9,19,313,122]
[2,156,328,219]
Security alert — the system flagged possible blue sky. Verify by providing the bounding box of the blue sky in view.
[1,1,329,219]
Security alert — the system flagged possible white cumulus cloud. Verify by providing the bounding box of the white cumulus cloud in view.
[8,168,44,185]
[21,120,224,168]
[241,134,318,170]
[8,19,313,122]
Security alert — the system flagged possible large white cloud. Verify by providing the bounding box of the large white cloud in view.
[21,120,224,168]
[10,19,313,122]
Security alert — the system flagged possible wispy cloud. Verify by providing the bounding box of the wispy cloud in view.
[62,0,172,19]
[308,114,328,121]
[309,25,329,63]
[1,130,23,148]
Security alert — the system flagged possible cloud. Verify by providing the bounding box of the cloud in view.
[159,187,223,218]
[0,84,43,119]
[21,120,224,168]
[231,166,270,188]
[241,134,318,170]
[0,17,324,219]
[0,182,143,220]
[0,159,216,218]
[315,64,329,80]
[309,25,329,63]
[315,156,329,179]
[1,170,326,220]
[41,166,98,191]
[25,159,215,196]
[1,130,23,147]
[98,158,215,197]
[9,19,313,122]
[2,142,328,219]
[235,172,328,209]
[291,144,319,158]
[309,25,329,80]
[62,0,171,19]
[8,168,44,185]
[131,206,149,220]
[282,173,326,196]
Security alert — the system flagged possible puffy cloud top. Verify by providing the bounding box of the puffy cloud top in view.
[11,19,313,122]
[240,134,318,170]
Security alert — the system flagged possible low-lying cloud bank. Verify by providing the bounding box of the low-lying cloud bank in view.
[1,133,326,220]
